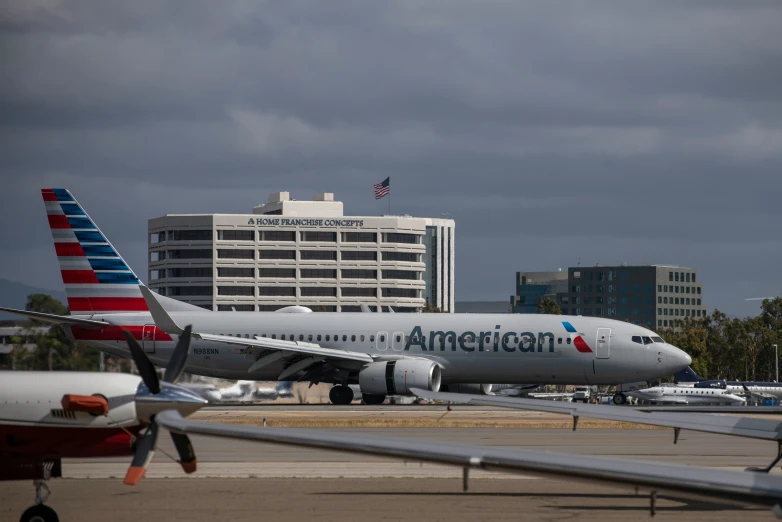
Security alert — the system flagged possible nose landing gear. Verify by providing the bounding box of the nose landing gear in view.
[20,463,59,522]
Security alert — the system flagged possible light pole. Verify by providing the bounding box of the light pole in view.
[775,344,779,382]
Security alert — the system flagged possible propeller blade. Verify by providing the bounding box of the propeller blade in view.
[163,325,193,383]
[170,431,197,474]
[124,421,159,485]
[122,330,160,394]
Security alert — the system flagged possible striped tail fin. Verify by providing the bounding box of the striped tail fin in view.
[42,188,149,314]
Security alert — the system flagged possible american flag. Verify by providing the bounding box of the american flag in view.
[374,177,390,199]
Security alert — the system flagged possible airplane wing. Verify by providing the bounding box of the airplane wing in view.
[195,332,374,364]
[411,389,782,443]
[156,409,782,512]
[0,306,110,328]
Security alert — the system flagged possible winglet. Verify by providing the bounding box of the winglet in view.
[139,285,184,335]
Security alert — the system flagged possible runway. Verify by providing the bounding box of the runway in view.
[2,406,780,520]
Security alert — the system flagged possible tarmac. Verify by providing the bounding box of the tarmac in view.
[2,405,780,520]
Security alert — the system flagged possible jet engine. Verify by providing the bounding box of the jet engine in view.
[358,359,442,396]
[442,383,493,395]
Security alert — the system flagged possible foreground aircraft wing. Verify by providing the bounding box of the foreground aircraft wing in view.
[157,409,782,513]
[412,389,782,443]
[0,306,109,328]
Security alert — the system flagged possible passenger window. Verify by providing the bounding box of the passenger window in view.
[289,335,294,341]
[380,335,385,342]
[360,335,365,342]
[396,335,401,343]
[350,335,355,342]
[558,338,562,344]
[326,335,330,341]
[370,335,375,342]
[298,334,303,341]
[343,335,347,342]
[317,335,322,341]
[631,336,642,344]
[566,338,571,344]
[272,334,277,339]
[308,334,313,342]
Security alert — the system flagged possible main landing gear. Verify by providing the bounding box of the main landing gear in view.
[329,385,354,405]
[361,393,386,405]
[613,393,627,405]
[20,466,58,522]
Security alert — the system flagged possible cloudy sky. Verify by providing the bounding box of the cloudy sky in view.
[2,1,781,317]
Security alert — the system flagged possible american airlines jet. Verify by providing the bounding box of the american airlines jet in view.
[1,189,691,405]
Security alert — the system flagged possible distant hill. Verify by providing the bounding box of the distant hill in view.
[455,301,511,313]
[0,278,67,319]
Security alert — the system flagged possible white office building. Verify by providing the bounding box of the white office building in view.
[148,192,455,312]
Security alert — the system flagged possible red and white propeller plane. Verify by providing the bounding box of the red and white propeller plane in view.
[0,326,206,522]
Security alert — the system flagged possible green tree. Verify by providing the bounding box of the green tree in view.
[421,304,444,313]
[12,293,101,371]
[536,296,562,315]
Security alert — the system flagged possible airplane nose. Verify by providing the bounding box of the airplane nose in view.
[666,344,692,373]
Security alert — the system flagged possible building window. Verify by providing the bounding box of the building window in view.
[608,285,616,293]
[300,269,337,279]
[301,287,337,297]
[342,269,377,279]
[669,272,673,281]
[218,249,254,259]
[342,251,378,261]
[262,231,296,242]
[608,271,617,281]
[217,304,254,311]
[258,250,296,260]
[686,287,691,294]
[574,297,580,304]
[697,299,702,305]
[619,272,629,281]
[385,233,419,244]
[583,297,592,304]
[300,250,337,261]
[342,232,377,243]
[573,271,581,279]
[583,308,592,315]
[258,268,296,278]
[168,249,212,259]
[382,288,417,298]
[697,287,701,294]
[685,273,691,282]
[169,230,213,241]
[343,287,378,297]
[218,286,254,296]
[218,230,254,241]
[607,308,616,316]
[168,286,213,296]
[301,231,336,242]
[381,251,419,262]
[382,270,419,280]
[560,296,569,304]
[658,308,662,315]
[572,285,580,293]
[168,267,212,278]
[258,286,296,296]
[595,307,603,315]
[595,296,604,304]
[596,271,604,281]
[607,296,616,304]
[217,267,254,278]
[258,304,286,311]
[692,273,697,283]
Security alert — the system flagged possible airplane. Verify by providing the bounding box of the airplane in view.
[616,384,747,405]
[0,188,691,406]
[5,329,782,518]
[0,325,207,522]
[182,380,294,403]
[676,367,782,402]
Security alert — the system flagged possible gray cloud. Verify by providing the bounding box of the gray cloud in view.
[1,0,781,317]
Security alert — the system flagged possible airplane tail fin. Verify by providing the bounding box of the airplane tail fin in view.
[42,188,149,314]
[674,366,704,383]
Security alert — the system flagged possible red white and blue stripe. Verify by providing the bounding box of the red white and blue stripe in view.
[42,188,149,314]
[562,321,593,353]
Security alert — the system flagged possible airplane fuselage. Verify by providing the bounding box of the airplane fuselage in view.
[68,311,688,385]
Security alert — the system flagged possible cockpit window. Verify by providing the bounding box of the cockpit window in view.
[642,336,653,344]
[651,336,664,343]
[631,336,642,344]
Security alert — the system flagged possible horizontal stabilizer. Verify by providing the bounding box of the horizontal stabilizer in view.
[0,306,110,328]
